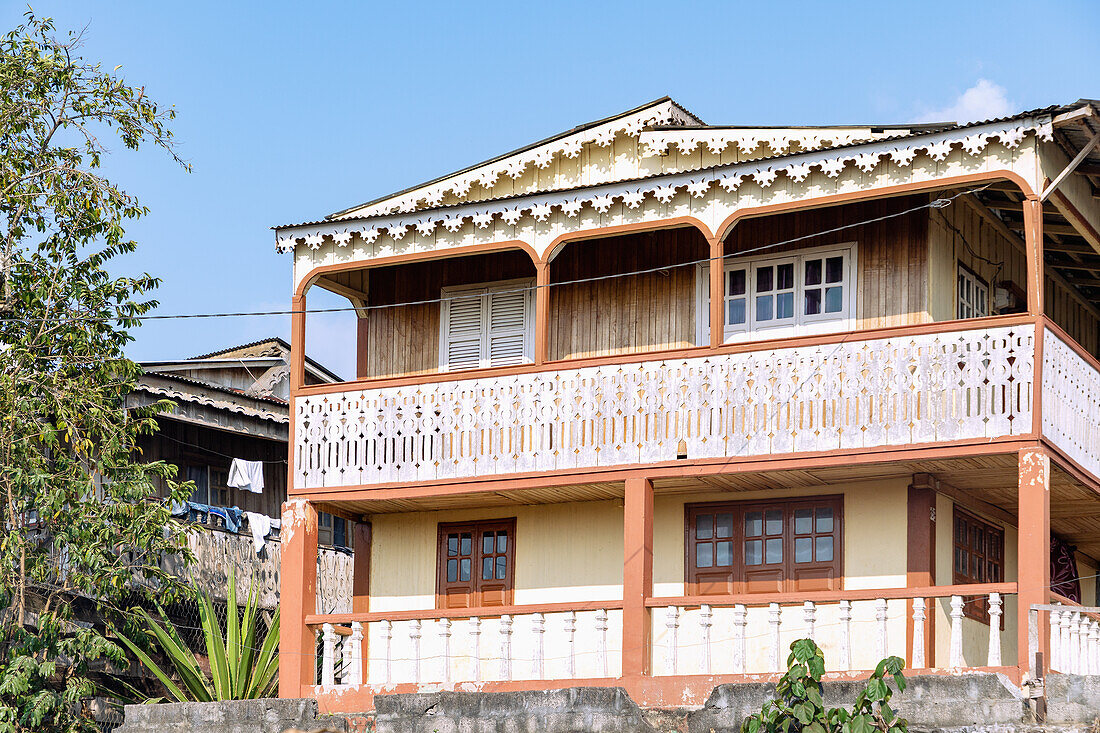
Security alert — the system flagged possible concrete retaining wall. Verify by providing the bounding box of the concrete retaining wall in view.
[116,698,348,733]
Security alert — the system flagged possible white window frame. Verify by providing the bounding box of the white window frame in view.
[439,278,535,371]
[956,263,989,319]
[695,243,858,344]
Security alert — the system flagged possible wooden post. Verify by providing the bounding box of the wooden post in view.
[1023,198,1044,315]
[290,293,306,390]
[279,498,318,698]
[355,315,370,380]
[534,261,550,364]
[623,477,654,678]
[1018,447,1051,677]
[352,520,372,682]
[907,477,937,667]
[709,238,724,349]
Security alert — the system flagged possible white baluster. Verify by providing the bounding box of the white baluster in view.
[532,613,545,679]
[381,620,392,683]
[470,617,481,681]
[1050,604,1062,671]
[595,609,608,677]
[875,599,888,660]
[410,619,422,683]
[500,614,513,680]
[321,623,337,687]
[838,600,852,671]
[911,598,926,669]
[564,611,577,678]
[949,596,964,668]
[987,593,1002,666]
[769,603,782,672]
[665,606,680,675]
[339,630,353,685]
[1060,610,1073,673]
[1090,621,1100,675]
[803,601,816,642]
[347,622,363,686]
[1076,613,1087,675]
[700,605,713,674]
[440,617,452,683]
[1070,613,1082,675]
[732,604,748,674]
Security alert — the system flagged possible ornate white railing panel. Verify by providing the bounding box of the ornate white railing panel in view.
[295,325,1034,488]
[1042,328,1100,480]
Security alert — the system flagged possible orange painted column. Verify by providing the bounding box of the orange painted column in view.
[1017,447,1050,677]
[622,477,654,679]
[1022,198,1044,315]
[279,498,319,698]
[534,262,550,364]
[708,238,724,349]
[906,480,937,668]
[352,521,372,682]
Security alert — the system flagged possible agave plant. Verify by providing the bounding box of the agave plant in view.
[117,573,280,701]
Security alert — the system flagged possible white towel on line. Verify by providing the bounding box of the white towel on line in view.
[228,458,265,494]
[244,511,280,554]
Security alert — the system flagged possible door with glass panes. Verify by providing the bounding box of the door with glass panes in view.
[437,519,515,608]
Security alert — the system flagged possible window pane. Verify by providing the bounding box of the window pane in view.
[757,266,773,293]
[497,533,508,553]
[756,294,773,321]
[728,269,746,296]
[816,508,833,533]
[497,556,507,579]
[447,558,458,582]
[448,535,458,556]
[955,548,965,574]
[970,554,979,578]
[777,292,794,319]
[728,298,746,325]
[483,533,494,555]
[745,539,762,565]
[824,286,843,313]
[460,534,471,556]
[717,541,733,567]
[460,558,470,581]
[696,542,713,568]
[696,514,713,540]
[765,510,783,535]
[716,513,734,538]
[795,537,812,563]
[794,508,812,534]
[765,538,783,564]
[482,557,493,580]
[805,259,822,286]
[804,288,821,315]
[745,512,762,537]
[777,263,794,289]
[825,256,844,283]
[816,536,833,562]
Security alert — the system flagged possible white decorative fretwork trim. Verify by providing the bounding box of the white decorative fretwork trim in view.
[637,127,911,158]
[276,117,1052,254]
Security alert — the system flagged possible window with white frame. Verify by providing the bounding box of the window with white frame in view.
[956,264,989,319]
[439,279,534,371]
[697,244,856,343]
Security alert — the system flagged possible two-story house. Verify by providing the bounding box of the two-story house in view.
[272,98,1100,714]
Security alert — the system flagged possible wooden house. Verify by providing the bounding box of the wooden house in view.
[272,98,1100,712]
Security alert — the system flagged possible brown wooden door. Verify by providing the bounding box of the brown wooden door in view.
[437,519,515,609]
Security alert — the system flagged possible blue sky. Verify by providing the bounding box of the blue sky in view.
[4,1,1098,379]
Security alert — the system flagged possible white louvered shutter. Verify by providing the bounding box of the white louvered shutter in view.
[486,287,529,366]
[442,288,486,371]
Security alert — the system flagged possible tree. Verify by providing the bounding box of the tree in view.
[0,12,192,732]
[742,639,908,733]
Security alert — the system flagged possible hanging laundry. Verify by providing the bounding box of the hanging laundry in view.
[244,511,280,554]
[228,458,265,494]
[208,505,242,533]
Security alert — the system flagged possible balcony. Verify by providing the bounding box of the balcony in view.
[292,317,1063,491]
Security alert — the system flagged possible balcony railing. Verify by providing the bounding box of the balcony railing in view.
[308,583,1017,689]
[294,319,1036,489]
[1042,326,1100,479]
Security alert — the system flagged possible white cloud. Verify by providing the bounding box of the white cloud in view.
[920,80,1015,124]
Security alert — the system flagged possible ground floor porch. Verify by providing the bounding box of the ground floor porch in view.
[279,443,1100,713]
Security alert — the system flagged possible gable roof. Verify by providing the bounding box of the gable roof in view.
[189,337,342,383]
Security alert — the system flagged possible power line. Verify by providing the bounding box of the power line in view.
[0,187,990,325]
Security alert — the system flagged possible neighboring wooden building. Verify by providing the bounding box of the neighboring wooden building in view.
[273,98,1100,712]
[128,338,352,612]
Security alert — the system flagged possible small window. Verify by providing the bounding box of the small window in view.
[439,280,534,371]
[687,496,842,595]
[699,245,855,343]
[957,264,989,319]
[952,508,1004,625]
[437,519,515,609]
[319,512,349,549]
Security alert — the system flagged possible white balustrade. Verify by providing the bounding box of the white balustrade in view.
[321,623,337,687]
[665,606,680,675]
[875,599,888,661]
[1043,328,1100,481]
[838,600,852,671]
[410,619,422,683]
[949,596,964,668]
[470,617,481,681]
[347,622,363,686]
[1061,610,1073,673]
[532,613,545,679]
[987,593,1002,666]
[768,603,782,671]
[564,611,577,678]
[439,617,452,683]
[297,326,1034,488]
[595,609,609,677]
[732,604,747,673]
[700,605,712,674]
[1051,605,1062,670]
[500,614,513,681]
[911,598,926,669]
[380,619,392,683]
[803,601,816,642]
